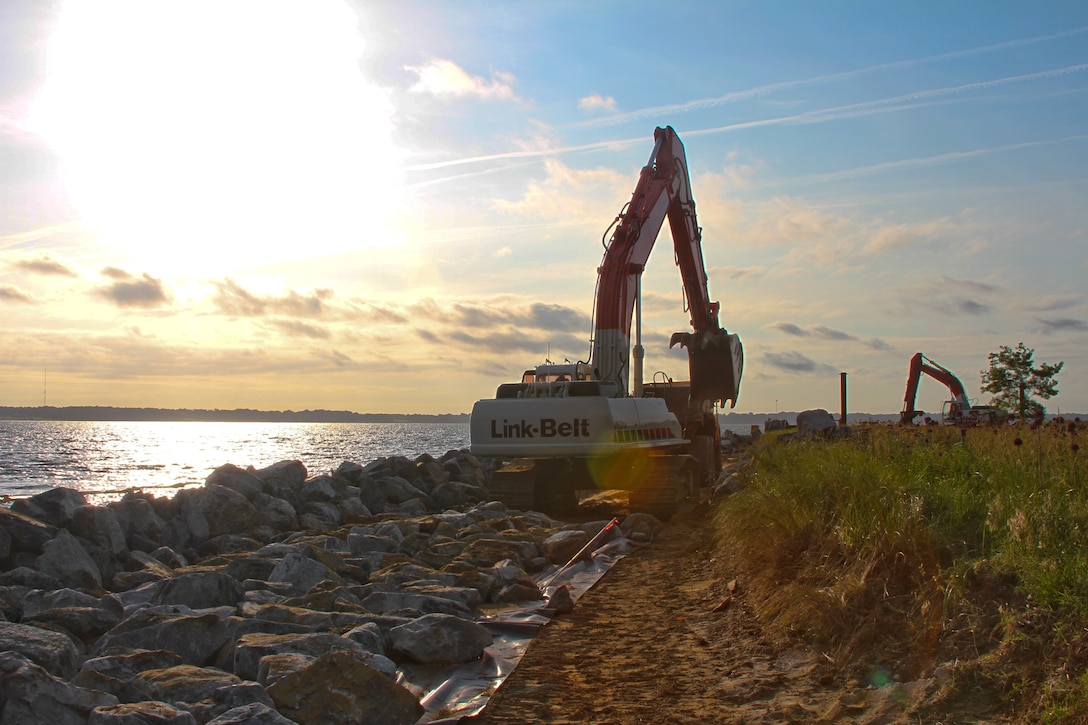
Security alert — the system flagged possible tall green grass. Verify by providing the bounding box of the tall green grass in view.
[715,421,1088,716]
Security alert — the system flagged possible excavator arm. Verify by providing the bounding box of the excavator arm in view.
[591,126,742,407]
[901,352,972,423]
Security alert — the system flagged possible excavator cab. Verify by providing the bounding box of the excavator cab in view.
[670,328,744,408]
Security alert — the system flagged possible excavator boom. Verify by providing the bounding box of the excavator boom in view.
[901,352,1005,425]
[592,126,742,407]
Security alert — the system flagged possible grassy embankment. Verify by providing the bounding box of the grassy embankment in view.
[716,420,1087,722]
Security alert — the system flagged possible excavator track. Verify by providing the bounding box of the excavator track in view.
[627,456,693,520]
[488,458,579,516]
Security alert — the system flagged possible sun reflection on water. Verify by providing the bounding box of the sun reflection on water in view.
[0,421,470,504]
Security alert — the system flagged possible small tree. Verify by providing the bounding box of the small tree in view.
[980,342,1063,420]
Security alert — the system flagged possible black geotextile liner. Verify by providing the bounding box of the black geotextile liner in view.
[402,521,635,723]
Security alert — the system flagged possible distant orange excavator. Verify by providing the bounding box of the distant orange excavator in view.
[900,352,1007,426]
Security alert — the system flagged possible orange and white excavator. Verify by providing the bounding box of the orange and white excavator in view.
[900,352,1006,426]
[470,126,743,517]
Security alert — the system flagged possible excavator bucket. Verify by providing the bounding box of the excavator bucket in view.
[670,328,743,408]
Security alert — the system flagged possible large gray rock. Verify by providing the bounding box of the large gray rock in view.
[490,561,543,603]
[23,605,123,642]
[423,458,451,487]
[0,506,58,554]
[92,610,239,667]
[256,652,316,687]
[183,681,277,724]
[378,476,430,506]
[298,502,342,530]
[254,460,307,490]
[36,530,103,590]
[149,546,188,569]
[80,648,185,683]
[266,650,422,725]
[392,498,430,517]
[88,701,198,724]
[457,537,540,569]
[174,488,211,544]
[430,481,487,509]
[0,621,81,679]
[205,464,264,500]
[267,552,338,597]
[372,521,406,543]
[298,476,336,504]
[0,584,29,620]
[355,481,388,513]
[126,549,176,580]
[401,583,483,611]
[232,631,379,682]
[542,529,591,565]
[341,622,385,655]
[198,535,262,557]
[359,591,474,619]
[0,651,118,725]
[11,486,88,528]
[346,532,398,555]
[158,516,194,553]
[248,603,344,630]
[205,702,297,724]
[70,504,128,555]
[151,570,247,610]
[336,497,371,520]
[225,556,278,584]
[0,565,63,590]
[251,493,299,533]
[23,587,99,616]
[797,407,837,434]
[198,485,258,539]
[620,512,662,541]
[113,496,168,550]
[387,613,493,665]
[132,663,243,705]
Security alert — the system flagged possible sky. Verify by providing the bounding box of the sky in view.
[1,0,1085,417]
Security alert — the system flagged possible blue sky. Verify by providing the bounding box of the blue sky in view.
[1,0,1085,416]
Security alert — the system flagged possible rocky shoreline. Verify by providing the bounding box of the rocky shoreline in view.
[0,449,656,724]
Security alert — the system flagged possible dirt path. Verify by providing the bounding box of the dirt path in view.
[468,503,932,725]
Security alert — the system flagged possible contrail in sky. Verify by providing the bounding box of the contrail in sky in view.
[685,63,1088,135]
[403,138,646,172]
[0,222,84,252]
[798,134,1088,184]
[405,63,1088,178]
[568,26,1088,129]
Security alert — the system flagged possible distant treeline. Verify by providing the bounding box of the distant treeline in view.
[0,406,470,423]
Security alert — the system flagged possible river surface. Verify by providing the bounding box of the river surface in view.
[0,420,472,503]
[1,419,758,504]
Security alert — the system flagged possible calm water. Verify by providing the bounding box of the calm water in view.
[0,421,471,504]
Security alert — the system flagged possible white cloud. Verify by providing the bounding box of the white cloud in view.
[862,218,975,256]
[490,159,630,226]
[406,59,519,101]
[578,94,617,112]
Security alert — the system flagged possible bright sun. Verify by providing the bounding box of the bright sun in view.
[33,0,404,274]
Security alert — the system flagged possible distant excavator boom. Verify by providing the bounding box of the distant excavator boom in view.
[900,352,1006,426]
